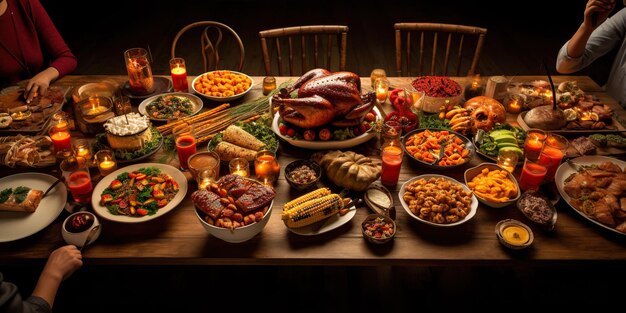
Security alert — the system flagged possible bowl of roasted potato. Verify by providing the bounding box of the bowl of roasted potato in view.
[192,70,253,102]
[464,163,520,208]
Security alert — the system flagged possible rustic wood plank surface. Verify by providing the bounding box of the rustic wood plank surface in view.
[1,75,625,265]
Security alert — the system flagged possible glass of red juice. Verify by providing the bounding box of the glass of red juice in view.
[60,156,93,204]
[381,145,403,186]
[518,157,548,191]
[538,133,569,182]
[174,125,196,170]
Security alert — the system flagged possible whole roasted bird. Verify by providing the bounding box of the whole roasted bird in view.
[272,68,376,129]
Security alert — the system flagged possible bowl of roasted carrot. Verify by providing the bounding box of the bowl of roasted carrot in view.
[402,128,474,169]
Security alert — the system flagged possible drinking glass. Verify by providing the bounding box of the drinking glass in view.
[60,156,93,204]
[523,129,547,161]
[538,133,569,182]
[173,124,196,170]
[124,48,155,95]
[229,158,249,177]
[370,68,387,89]
[518,157,549,192]
[497,149,519,173]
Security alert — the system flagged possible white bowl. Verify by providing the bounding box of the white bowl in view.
[61,211,101,247]
[399,174,478,227]
[464,163,521,208]
[191,70,254,102]
[195,203,272,243]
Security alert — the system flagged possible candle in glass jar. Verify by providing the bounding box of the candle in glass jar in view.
[374,78,389,103]
[49,120,72,152]
[229,158,249,177]
[263,76,276,95]
[73,140,92,161]
[537,134,568,182]
[255,150,279,184]
[370,68,387,89]
[523,129,546,160]
[170,57,188,92]
[95,150,117,176]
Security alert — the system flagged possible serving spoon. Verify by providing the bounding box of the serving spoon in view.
[43,178,62,198]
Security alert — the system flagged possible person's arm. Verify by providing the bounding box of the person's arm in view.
[23,0,77,103]
[30,245,83,309]
[556,0,621,73]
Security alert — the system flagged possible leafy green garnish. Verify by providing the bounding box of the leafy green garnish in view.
[137,186,153,203]
[13,186,30,204]
[208,120,279,153]
[137,167,161,177]
[145,201,159,215]
[417,111,450,129]
[0,188,12,203]
[116,172,129,182]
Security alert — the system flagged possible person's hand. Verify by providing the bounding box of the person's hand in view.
[584,0,617,29]
[41,245,83,282]
[23,67,59,103]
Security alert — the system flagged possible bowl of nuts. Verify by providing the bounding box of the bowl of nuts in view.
[284,159,321,191]
[362,214,396,244]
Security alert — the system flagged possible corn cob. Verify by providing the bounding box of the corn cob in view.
[282,193,343,228]
[282,187,331,212]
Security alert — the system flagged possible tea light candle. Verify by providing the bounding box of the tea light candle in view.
[73,140,92,161]
[95,150,117,176]
[263,76,276,95]
[254,150,280,185]
[49,118,72,152]
[374,78,389,103]
[196,168,217,190]
[508,100,521,113]
[229,158,249,177]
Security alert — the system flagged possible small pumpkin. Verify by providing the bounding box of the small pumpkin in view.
[313,150,381,191]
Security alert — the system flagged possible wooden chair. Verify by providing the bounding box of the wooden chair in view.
[394,23,487,77]
[171,21,245,73]
[258,25,349,76]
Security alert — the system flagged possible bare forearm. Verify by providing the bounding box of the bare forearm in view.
[567,24,595,58]
[31,270,63,308]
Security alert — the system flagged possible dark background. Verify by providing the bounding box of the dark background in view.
[44,0,624,86]
[4,1,626,312]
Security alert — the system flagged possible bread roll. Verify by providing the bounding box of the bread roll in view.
[222,125,265,151]
[523,105,567,130]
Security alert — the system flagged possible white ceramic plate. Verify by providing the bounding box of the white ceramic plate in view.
[138,92,203,122]
[554,155,626,236]
[287,205,357,236]
[271,106,380,150]
[399,174,478,227]
[91,163,188,223]
[0,173,67,242]
[191,70,253,102]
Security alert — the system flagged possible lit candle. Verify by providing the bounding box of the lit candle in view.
[523,129,546,160]
[170,57,189,92]
[49,119,72,152]
[254,150,279,185]
[95,150,117,176]
[508,100,521,113]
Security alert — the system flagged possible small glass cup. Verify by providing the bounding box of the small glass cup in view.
[196,167,218,190]
[374,78,390,104]
[72,139,92,162]
[170,57,189,92]
[538,133,569,182]
[114,95,132,115]
[173,124,196,170]
[523,129,547,161]
[497,149,519,173]
[60,156,93,204]
[95,149,117,176]
[263,76,276,96]
[519,157,549,192]
[254,150,279,187]
[229,158,249,177]
[124,48,155,96]
[370,68,387,89]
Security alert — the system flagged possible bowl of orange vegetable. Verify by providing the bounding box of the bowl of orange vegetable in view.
[402,128,474,169]
[192,70,254,102]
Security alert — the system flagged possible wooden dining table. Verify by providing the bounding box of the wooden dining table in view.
[1,74,625,266]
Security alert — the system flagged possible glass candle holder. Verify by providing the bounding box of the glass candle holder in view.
[506,93,524,114]
[170,57,189,92]
[370,68,387,89]
[124,48,155,96]
[95,149,117,176]
[463,74,484,99]
[81,96,112,119]
[263,76,276,96]
[374,78,390,104]
[497,149,519,173]
[49,116,72,153]
[523,129,547,161]
[196,167,218,190]
[72,139,92,162]
[229,158,249,177]
[538,133,569,182]
[254,150,280,187]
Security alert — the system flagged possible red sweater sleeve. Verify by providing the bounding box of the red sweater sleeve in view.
[26,0,77,77]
